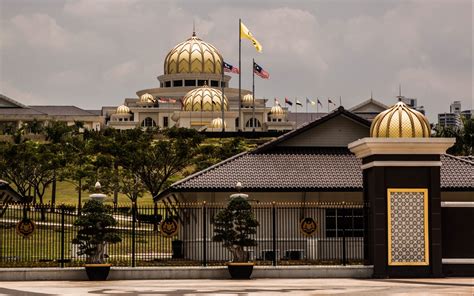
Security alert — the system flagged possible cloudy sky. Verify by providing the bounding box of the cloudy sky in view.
[0,0,472,121]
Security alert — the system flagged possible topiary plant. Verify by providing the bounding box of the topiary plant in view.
[213,197,259,262]
[72,199,122,264]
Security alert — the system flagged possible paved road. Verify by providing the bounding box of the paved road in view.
[0,278,472,295]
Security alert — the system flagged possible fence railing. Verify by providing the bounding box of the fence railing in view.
[0,201,366,267]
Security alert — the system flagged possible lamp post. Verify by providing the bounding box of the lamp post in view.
[230,181,249,200]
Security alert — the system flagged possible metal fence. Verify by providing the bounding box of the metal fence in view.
[0,201,366,267]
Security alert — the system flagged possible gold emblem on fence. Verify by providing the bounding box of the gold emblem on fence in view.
[300,217,317,236]
[160,218,179,237]
[16,218,35,238]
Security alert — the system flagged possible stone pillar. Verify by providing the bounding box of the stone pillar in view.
[349,138,454,277]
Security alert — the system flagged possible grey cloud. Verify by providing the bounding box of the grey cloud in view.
[0,0,471,121]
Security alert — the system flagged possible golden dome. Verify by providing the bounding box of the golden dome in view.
[209,117,226,129]
[116,105,130,115]
[269,104,285,119]
[164,33,223,74]
[370,101,430,138]
[140,93,155,103]
[242,94,253,107]
[182,85,229,112]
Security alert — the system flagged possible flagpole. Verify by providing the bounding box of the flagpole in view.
[252,58,255,133]
[295,98,298,127]
[221,61,225,132]
[238,18,242,132]
[327,98,329,113]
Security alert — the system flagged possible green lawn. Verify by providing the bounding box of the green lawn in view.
[15,181,156,206]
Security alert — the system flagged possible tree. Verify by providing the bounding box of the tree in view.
[61,135,95,213]
[213,197,259,262]
[26,142,64,220]
[72,199,122,264]
[0,142,33,201]
[125,127,204,201]
[434,118,474,155]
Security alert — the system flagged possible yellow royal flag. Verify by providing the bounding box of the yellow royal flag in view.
[240,21,262,52]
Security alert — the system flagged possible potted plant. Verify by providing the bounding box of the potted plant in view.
[72,199,122,280]
[213,196,259,279]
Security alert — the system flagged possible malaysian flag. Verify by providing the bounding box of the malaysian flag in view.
[223,61,240,74]
[285,97,293,106]
[253,62,269,79]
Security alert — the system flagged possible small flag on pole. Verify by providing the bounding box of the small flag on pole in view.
[306,98,316,106]
[317,99,323,107]
[328,99,336,106]
[285,98,293,106]
[274,98,280,106]
[296,99,303,106]
[253,62,270,79]
[223,61,240,74]
[240,21,262,52]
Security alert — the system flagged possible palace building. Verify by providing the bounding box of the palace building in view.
[103,32,295,132]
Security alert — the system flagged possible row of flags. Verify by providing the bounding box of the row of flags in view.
[276,98,337,107]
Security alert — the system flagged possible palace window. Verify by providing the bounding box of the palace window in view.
[185,80,196,87]
[141,117,157,128]
[165,81,171,88]
[197,80,207,86]
[245,118,262,128]
[163,116,169,128]
[173,80,183,87]
[210,80,219,87]
[325,208,364,238]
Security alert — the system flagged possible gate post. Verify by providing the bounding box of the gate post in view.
[132,202,136,267]
[202,201,207,267]
[272,201,277,266]
[349,135,454,278]
[342,203,346,266]
[60,206,65,268]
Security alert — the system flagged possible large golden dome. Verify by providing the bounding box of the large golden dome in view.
[182,84,229,112]
[164,33,223,75]
[370,101,430,138]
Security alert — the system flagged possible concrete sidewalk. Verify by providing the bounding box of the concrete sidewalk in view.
[0,278,472,295]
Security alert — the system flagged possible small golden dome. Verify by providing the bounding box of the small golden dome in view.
[116,105,130,114]
[210,117,226,129]
[242,94,253,107]
[182,85,229,112]
[140,93,155,103]
[370,101,430,138]
[164,33,223,75]
[269,104,285,119]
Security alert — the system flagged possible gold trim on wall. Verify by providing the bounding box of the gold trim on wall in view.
[387,188,429,266]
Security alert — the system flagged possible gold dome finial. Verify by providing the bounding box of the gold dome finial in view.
[370,100,430,138]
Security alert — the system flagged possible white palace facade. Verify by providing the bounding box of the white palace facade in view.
[103,32,295,132]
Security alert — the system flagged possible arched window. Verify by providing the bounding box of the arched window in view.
[246,118,261,128]
[141,117,157,127]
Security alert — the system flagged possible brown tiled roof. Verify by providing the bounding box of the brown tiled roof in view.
[163,151,473,195]
[440,154,474,190]
[29,106,99,116]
